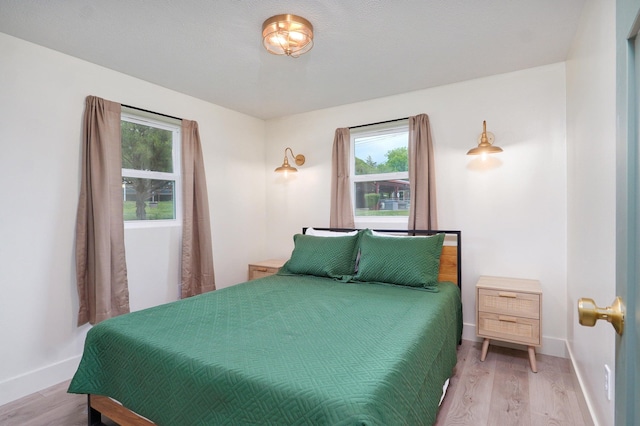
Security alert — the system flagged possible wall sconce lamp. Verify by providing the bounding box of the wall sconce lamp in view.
[467,121,503,159]
[275,147,305,177]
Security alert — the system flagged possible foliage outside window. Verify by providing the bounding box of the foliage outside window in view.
[121,112,181,225]
[351,122,409,218]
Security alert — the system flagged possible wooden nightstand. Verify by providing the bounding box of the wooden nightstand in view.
[476,275,542,372]
[248,259,287,280]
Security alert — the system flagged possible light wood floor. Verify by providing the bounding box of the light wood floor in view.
[435,340,593,425]
[0,340,593,426]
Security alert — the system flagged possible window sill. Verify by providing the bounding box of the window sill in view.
[124,220,181,230]
[354,216,409,229]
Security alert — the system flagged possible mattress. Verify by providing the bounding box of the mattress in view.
[68,274,462,425]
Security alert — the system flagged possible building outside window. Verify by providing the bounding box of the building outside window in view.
[351,121,409,220]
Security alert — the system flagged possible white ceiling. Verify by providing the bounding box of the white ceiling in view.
[0,0,585,120]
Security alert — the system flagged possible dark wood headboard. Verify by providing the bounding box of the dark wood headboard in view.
[303,228,462,289]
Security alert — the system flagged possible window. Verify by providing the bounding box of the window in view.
[351,121,409,219]
[121,110,181,226]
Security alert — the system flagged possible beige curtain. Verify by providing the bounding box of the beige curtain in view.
[75,96,130,326]
[408,114,438,230]
[181,120,215,298]
[330,128,355,228]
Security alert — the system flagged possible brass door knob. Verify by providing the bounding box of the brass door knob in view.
[577,297,624,335]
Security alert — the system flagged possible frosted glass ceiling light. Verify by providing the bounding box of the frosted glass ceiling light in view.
[262,14,314,57]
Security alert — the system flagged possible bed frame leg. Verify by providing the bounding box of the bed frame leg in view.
[88,395,101,426]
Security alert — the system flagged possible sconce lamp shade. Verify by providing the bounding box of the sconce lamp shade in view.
[467,121,503,155]
[262,14,314,57]
[275,147,305,174]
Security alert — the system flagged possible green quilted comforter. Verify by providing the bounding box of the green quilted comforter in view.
[68,275,462,425]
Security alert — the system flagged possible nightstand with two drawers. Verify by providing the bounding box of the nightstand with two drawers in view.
[248,259,287,280]
[476,275,542,372]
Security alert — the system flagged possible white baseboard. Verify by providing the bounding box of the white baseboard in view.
[462,322,568,358]
[0,355,82,407]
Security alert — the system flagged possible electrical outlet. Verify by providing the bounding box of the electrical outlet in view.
[604,364,612,401]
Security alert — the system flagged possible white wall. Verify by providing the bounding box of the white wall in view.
[566,1,616,425]
[264,64,568,357]
[1,20,602,414]
[0,32,266,406]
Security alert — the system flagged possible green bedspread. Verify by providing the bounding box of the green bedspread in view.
[68,275,462,425]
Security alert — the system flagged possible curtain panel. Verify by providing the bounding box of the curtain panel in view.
[181,120,215,298]
[408,114,438,230]
[330,128,355,228]
[75,96,130,326]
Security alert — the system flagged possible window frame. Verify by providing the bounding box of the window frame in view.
[350,120,410,225]
[121,110,182,229]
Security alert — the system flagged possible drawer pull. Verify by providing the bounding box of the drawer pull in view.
[498,315,518,323]
[255,267,268,272]
[498,292,517,298]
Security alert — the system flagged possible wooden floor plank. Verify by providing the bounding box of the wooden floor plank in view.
[0,391,83,426]
[528,350,593,426]
[0,390,42,419]
[440,341,592,426]
[561,368,596,426]
[488,349,532,426]
[37,380,72,398]
[434,338,471,424]
[529,363,575,425]
[436,341,497,425]
[18,396,86,426]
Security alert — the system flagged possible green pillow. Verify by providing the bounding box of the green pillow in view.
[354,230,445,287]
[279,232,361,280]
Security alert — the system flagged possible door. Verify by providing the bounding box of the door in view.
[616,1,640,424]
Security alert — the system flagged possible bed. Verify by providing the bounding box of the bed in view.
[68,228,462,425]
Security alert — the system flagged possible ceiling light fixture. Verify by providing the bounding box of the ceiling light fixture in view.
[262,14,314,57]
[467,120,503,159]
